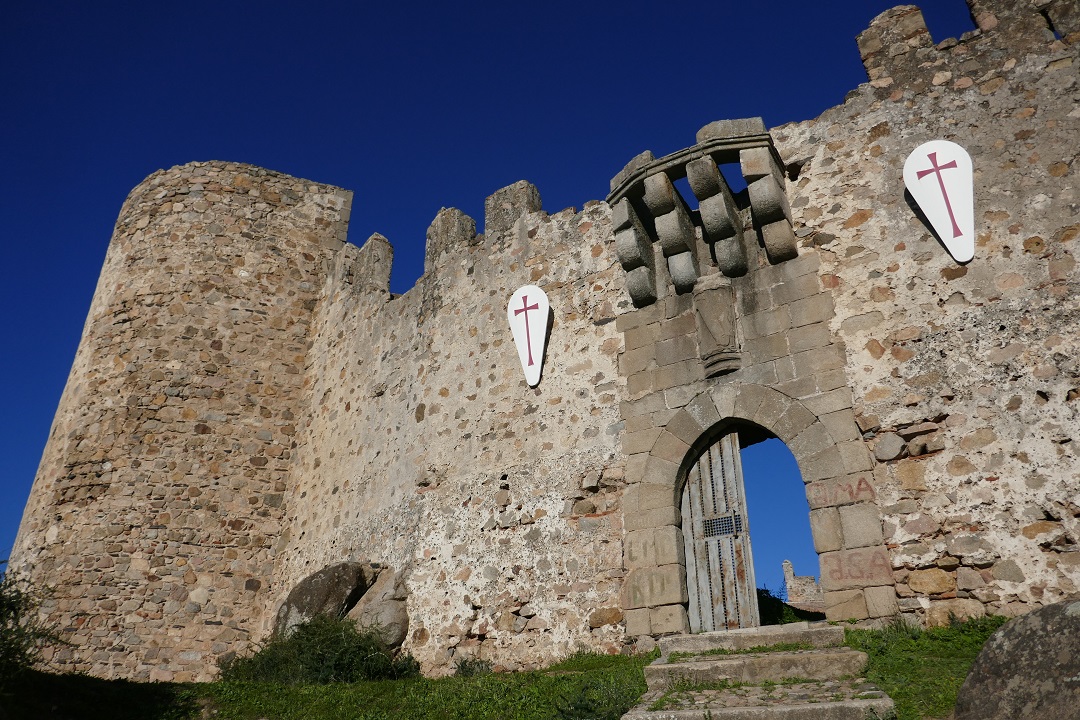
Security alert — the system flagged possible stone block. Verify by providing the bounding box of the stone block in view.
[800,449,846,483]
[643,172,678,216]
[739,145,783,184]
[618,345,655,377]
[788,422,832,461]
[819,546,894,591]
[651,431,691,466]
[807,390,855,418]
[686,155,724,199]
[751,390,793,433]
[824,589,869,621]
[655,335,697,368]
[666,251,698,294]
[624,607,651,636]
[713,233,749,278]
[760,219,798,264]
[837,441,874,473]
[622,564,688,609]
[621,427,663,456]
[484,180,541,235]
[771,272,821,306]
[908,568,955,595]
[625,526,683,570]
[733,384,774,423]
[650,604,690,634]
[641,455,680,487]
[926,598,985,628]
[743,307,791,340]
[610,150,655,192]
[745,332,789,363]
[655,359,703,390]
[770,401,816,444]
[748,175,791,226]
[806,474,878,509]
[615,225,653,272]
[623,505,680,533]
[616,304,664,332]
[788,295,834,328]
[839,503,884,549]
[695,117,766,144]
[819,409,861,443]
[810,507,843,553]
[625,265,658,308]
[683,393,721,433]
[664,409,704,447]
[635,482,680,512]
[864,585,899,618]
[709,383,737,421]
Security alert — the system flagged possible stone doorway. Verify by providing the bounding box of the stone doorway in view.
[682,430,760,631]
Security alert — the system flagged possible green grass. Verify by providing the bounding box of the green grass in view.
[3,650,653,720]
[845,615,1009,720]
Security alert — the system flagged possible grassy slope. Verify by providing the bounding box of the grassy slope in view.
[4,617,1008,720]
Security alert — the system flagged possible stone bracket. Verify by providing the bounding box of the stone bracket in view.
[607,117,799,307]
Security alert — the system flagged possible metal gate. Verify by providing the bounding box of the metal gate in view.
[681,431,760,632]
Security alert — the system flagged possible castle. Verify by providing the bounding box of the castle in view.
[11,0,1078,681]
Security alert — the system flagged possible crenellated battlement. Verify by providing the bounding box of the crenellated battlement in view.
[858,0,1078,91]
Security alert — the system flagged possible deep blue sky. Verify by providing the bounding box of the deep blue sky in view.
[1,2,977,592]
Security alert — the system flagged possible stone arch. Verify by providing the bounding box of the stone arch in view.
[620,382,897,636]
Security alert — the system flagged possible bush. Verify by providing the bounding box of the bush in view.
[0,561,61,691]
[219,615,420,685]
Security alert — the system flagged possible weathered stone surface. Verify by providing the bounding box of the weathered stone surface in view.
[276,562,380,636]
[955,597,1080,720]
[346,568,409,649]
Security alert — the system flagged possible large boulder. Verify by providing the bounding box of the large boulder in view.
[346,569,409,649]
[274,561,389,636]
[955,597,1080,720]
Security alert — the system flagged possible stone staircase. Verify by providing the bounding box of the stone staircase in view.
[622,622,895,720]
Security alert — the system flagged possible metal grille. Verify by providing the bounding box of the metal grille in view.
[703,513,743,538]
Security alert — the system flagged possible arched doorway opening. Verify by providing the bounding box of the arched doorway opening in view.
[681,422,818,633]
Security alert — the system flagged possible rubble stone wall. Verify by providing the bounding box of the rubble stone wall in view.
[10,162,351,680]
[270,185,630,673]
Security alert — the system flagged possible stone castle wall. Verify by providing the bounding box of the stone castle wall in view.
[269,185,632,672]
[775,1,1079,624]
[10,0,1079,681]
[10,163,351,680]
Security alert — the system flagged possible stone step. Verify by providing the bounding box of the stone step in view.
[623,677,895,720]
[622,697,896,719]
[644,647,868,692]
[659,622,845,656]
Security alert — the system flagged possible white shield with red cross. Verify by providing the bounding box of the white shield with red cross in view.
[904,140,975,263]
[507,285,550,387]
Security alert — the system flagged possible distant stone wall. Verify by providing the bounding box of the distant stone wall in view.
[270,183,630,673]
[10,162,350,681]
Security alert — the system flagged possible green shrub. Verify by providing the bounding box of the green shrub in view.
[219,615,420,685]
[454,656,493,677]
[0,561,61,692]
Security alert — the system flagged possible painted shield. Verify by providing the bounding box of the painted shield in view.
[903,140,975,263]
[507,285,550,387]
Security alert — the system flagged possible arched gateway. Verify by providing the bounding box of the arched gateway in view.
[621,383,897,637]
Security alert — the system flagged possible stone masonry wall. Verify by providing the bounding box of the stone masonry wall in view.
[10,162,351,681]
[270,183,630,674]
[772,1,1079,624]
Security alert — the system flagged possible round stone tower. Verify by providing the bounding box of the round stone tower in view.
[11,161,351,681]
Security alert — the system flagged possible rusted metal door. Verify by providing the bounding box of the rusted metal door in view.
[681,431,760,632]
